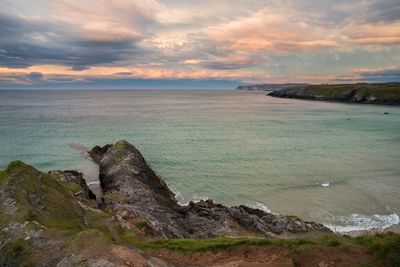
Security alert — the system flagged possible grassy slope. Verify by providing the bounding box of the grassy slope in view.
[1,161,400,266]
[272,83,400,104]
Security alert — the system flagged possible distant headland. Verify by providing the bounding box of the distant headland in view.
[237,83,308,91]
[238,82,400,105]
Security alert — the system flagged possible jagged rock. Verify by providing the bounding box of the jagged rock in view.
[89,140,332,239]
[52,170,97,200]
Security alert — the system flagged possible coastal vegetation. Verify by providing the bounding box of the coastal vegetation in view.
[1,144,400,266]
[269,82,400,105]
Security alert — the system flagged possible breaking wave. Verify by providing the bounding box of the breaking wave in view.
[325,213,399,233]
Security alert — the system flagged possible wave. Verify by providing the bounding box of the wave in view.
[171,189,210,206]
[325,213,399,233]
[248,202,272,213]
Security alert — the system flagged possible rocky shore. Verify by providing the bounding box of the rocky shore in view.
[269,83,400,105]
[89,140,330,239]
[1,140,399,266]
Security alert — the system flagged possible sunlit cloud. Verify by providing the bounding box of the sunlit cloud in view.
[0,0,399,88]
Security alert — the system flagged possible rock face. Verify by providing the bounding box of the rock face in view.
[51,170,97,200]
[90,140,331,239]
[269,83,400,105]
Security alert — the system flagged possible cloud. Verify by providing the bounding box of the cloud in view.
[0,0,400,87]
[365,0,400,23]
[0,0,161,69]
[354,66,400,81]
[71,66,91,71]
[26,72,44,80]
[203,9,341,55]
[113,72,133,76]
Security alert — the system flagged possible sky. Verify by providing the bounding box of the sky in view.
[0,0,400,89]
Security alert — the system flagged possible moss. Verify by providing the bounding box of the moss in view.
[5,160,35,174]
[0,238,35,267]
[113,140,127,152]
[0,170,6,186]
[134,219,150,230]
[285,215,302,221]
[63,229,113,258]
[355,232,400,266]
[0,161,86,233]
[110,155,122,165]
[65,182,82,194]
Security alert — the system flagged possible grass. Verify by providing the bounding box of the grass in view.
[355,233,400,266]
[1,160,400,266]
[64,182,82,194]
[275,83,400,104]
[0,161,86,233]
[0,238,35,267]
[134,219,150,230]
[118,231,400,266]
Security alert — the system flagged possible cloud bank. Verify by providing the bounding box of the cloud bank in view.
[0,0,399,88]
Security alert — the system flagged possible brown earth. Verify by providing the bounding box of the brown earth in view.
[149,246,373,267]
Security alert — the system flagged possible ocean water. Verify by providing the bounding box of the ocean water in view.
[0,89,399,232]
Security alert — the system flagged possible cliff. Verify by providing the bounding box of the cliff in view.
[1,141,399,266]
[89,140,330,239]
[269,83,400,105]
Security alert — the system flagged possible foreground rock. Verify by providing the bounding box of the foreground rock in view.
[1,147,399,266]
[90,140,331,239]
[269,82,400,105]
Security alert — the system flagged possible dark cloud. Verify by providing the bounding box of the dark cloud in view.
[113,72,133,75]
[71,66,91,71]
[366,0,400,23]
[356,67,400,77]
[0,11,147,68]
[26,72,44,80]
[354,67,400,82]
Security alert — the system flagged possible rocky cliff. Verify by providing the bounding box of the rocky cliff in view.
[1,141,399,266]
[89,140,330,239]
[269,83,400,105]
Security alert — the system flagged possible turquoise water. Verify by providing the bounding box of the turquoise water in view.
[0,89,399,231]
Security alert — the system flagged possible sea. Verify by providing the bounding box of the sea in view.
[0,89,399,233]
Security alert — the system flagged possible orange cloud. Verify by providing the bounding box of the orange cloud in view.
[343,22,400,45]
[204,9,341,54]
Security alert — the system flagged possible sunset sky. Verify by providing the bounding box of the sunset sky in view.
[1,0,400,89]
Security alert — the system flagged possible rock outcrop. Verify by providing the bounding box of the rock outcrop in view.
[0,145,397,266]
[269,83,400,105]
[90,140,331,239]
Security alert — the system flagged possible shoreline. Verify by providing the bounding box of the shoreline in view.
[1,140,400,266]
[77,159,400,238]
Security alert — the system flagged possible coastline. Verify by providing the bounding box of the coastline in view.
[268,83,400,105]
[1,140,400,266]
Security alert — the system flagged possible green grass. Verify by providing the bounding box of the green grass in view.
[0,161,86,233]
[118,231,400,266]
[355,233,400,266]
[134,219,150,230]
[64,182,82,194]
[1,160,400,266]
[276,83,400,104]
[0,238,35,267]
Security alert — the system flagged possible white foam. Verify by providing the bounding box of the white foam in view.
[325,213,400,233]
[176,193,210,206]
[249,202,272,213]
